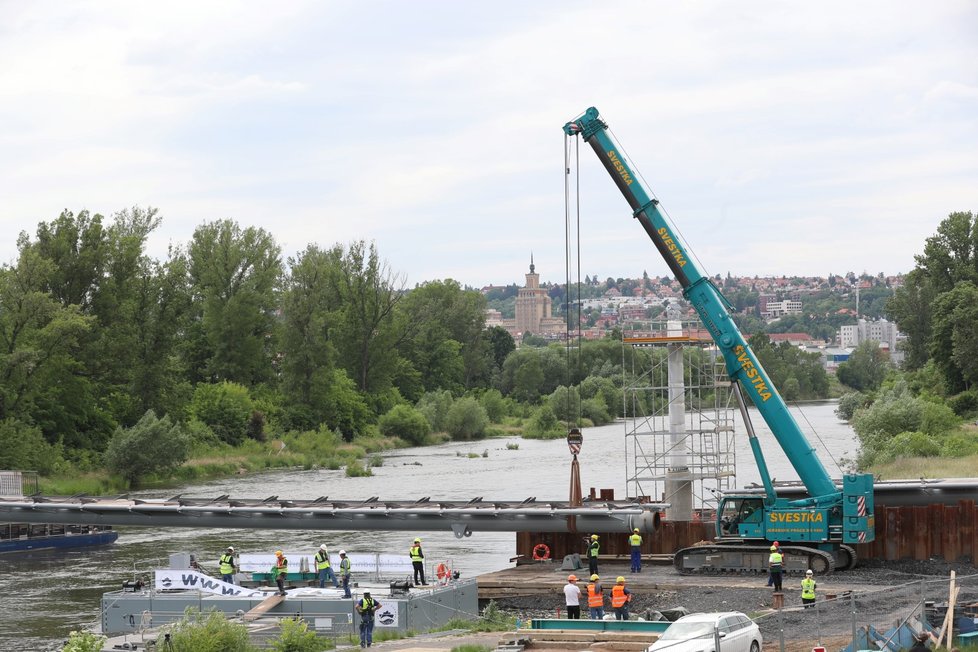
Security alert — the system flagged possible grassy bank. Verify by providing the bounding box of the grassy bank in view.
[869,453,978,480]
[38,429,407,495]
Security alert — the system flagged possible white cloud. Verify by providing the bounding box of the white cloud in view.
[0,0,976,287]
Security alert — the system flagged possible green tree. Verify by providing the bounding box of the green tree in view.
[0,247,100,448]
[394,280,488,395]
[444,396,489,440]
[836,341,890,392]
[478,389,506,423]
[187,219,281,385]
[835,391,868,421]
[548,385,581,423]
[104,410,190,486]
[417,389,454,432]
[929,282,978,392]
[522,404,564,439]
[379,404,430,445]
[279,245,340,430]
[0,418,64,474]
[509,354,544,403]
[190,382,254,445]
[327,241,404,397]
[888,211,978,371]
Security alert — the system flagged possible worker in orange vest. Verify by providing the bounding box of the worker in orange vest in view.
[586,573,605,620]
[611,576,633,620]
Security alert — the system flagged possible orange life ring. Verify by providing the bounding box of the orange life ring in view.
[532,543,551,560]
[436,563,449,580]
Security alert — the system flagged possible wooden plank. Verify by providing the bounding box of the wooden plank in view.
[242,594,284,621]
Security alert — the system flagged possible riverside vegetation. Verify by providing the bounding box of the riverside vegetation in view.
[2,208,974,493]
[0,207,833,494]
[835,212,978,478]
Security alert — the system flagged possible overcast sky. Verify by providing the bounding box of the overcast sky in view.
[1,1,975,288]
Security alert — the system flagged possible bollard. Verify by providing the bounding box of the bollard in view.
[773,592,784,610]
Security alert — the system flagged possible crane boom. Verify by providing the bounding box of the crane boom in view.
[563,107,835,500]
[564,107,875,573]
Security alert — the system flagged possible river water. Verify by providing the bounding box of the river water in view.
[0,401,857,650]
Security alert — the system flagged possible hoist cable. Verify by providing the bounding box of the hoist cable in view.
[563,134,574,431]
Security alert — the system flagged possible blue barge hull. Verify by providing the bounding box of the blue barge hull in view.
[0,529,118,553]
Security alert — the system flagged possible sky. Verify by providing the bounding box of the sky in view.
[1,1,976,289]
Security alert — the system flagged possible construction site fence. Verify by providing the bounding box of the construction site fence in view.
[753,571,978,652]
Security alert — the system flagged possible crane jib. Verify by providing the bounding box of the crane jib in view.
[734,345,773,402]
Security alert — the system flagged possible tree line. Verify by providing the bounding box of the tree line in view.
[0,207,838,486]
[835,211,978,469]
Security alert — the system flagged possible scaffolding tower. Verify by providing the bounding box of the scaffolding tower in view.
[622,319,737,518]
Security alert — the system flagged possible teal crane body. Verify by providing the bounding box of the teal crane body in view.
[564,107,874,550]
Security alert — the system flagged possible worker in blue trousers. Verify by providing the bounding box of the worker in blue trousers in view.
[629,528,643,572]
[356,591,382,648]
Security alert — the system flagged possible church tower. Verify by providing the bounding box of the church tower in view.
[514,254,552,335]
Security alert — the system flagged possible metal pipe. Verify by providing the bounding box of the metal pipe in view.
[0,498,665,534]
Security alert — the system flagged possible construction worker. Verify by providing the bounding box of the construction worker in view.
[272,550,288,596]
[356,590,382,648]
[316,544,339,588]
[629,528,643,573]
[409,537,427,585]
[586,573,605,620]
[563,574,581,619]
[219,546,236,584]
[339,550,352,598]
[766,541,782,587]
[801,569,816,608]
[587,534,600,576]
[611,576,633,620]
[768,545,783,593]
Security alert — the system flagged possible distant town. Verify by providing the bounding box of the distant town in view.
[482,258,905,370]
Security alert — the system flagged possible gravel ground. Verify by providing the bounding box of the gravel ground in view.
[491,559,978,649]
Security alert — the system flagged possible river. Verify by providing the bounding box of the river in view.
[0,401,857,650]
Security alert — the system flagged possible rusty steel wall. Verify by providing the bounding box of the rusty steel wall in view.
[855,499,977,562]
[517,500,978,563]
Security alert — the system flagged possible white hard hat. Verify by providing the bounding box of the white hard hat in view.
[339,549,346,555]
[320,544,327,550]
[227,546,234,551]
[806,569,813,575]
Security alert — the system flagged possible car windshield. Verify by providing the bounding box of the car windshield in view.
[660,622,715,641]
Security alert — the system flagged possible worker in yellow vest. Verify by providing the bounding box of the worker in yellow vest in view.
[219,546,236,584]
[611,576,633,620]
[587,534,600,576]
[768,545,783,592]
[586,573,605,620]
[316,544,339,588]
[629,528,643,573]
[801,569,816,608]
[409,537,427,586]
[272,550,288,596]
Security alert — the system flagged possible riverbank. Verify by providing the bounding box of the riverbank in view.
[35,421,531,496]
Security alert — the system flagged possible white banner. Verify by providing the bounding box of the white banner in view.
[374,600,399,627]
[155,570,263,597]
